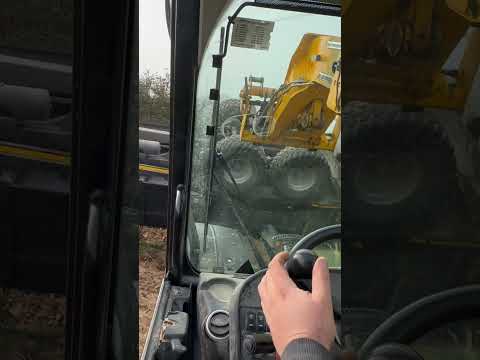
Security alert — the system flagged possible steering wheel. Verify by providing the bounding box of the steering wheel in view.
[290,224,341,254]
[358,285,480,360]
[229,225,341,360]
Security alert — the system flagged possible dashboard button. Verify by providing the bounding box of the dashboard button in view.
[257,312,266,332]
[247,311,256,331]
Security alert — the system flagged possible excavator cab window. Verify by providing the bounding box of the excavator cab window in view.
[187,2,341,274]
[143,1,342,360]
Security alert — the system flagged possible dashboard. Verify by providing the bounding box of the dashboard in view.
[196,269,341,360]
[195,271,480,360]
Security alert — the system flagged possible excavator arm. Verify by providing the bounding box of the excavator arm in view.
[240,80,340,150]
[238,33,341,151]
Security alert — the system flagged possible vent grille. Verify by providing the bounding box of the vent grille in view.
[231,17,275,51]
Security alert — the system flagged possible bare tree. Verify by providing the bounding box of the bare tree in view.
[139,70,170,128]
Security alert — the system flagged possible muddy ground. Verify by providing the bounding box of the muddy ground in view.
[0,225,166,360]
[0,288,65,360]
[139,226,167,357]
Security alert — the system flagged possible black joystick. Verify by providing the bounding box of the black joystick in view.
[284,249,318,279]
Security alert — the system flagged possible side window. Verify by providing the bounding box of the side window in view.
[138,0,170,354]
[0,1,73,359]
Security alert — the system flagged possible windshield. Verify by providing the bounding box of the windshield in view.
[186,2,341,274]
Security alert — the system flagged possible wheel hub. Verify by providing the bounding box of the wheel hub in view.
[221,116,241,138]
[224,158,254,185]
[287,167,317,192]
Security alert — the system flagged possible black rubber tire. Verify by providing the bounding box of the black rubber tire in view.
[270,148,338,203]
[216,136,267,197]
[342,102,459,234]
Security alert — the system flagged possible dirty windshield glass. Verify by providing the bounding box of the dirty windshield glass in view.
[186,3,341,274]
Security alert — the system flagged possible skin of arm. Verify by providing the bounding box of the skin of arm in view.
[258,252,337,357]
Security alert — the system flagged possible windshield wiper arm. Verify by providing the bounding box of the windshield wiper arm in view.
[210,167,267,270]
[203,143,241,253]
[203,27,226,251]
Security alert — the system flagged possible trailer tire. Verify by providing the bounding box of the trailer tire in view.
[216,136,267,197]
[270,148,338,203]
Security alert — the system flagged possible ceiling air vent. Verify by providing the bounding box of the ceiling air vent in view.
[231,17,275,51]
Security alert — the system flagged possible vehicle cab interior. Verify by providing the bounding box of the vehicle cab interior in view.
[143,1,480,360]
[143,2,342,359]
[2,1,480,360]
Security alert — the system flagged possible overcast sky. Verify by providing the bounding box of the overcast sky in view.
[139,0,341,98]
[197,3,341,99]
[139,0,171,75]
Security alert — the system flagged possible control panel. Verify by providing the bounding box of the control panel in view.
[241,308,270,333]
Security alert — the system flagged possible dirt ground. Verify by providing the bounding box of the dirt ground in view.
[0,289,65,360]
[0,226,166,359]
[139,226,167,357]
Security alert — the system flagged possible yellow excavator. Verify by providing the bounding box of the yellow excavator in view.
[238,33,341,151]
[215,33,341,204]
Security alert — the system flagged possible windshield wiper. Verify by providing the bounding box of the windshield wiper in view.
[210,166,267,270]
[203,27,226,251]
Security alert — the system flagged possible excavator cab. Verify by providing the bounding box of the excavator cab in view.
[143,1,341,359]
[4,1,480,359]
[148,1,480,360]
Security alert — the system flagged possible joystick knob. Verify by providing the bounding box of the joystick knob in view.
[285,249,318,279]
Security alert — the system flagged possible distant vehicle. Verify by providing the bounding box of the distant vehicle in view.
[139,126,170,227]
[0,76,170,228]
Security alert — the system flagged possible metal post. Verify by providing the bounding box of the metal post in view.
[203,27,225,252]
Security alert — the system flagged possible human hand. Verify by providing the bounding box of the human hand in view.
[258,252,336,356]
